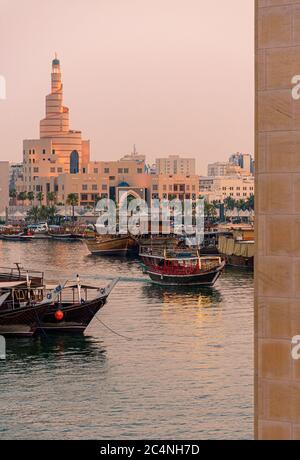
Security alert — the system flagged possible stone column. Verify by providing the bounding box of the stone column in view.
[256,0,300,440]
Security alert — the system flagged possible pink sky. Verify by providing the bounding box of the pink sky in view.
[0,0,254,174]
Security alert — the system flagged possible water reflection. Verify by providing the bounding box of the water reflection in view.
[142,283,222,306]
[0,239,253,439]
[3,335,106,364]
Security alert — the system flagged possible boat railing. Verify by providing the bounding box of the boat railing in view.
[200,258,223,271]
[139,246,199,258]
[140,245,189,256]
[0,286,45,310]
[0,266,44,284]
[139,246,222,264]
[45,284,102,304]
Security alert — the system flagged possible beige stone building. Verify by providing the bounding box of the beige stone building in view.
[16,57,200,209]
[20,55,90,199]
[200,175,254,203]
[151,174,199,203]
[155,155,196,176]
[208,154,253,178]
[55,155,152,206]
[207,162,228,177]
[256,0,300,440]
[0,161,9,212]
[16,57,154,206]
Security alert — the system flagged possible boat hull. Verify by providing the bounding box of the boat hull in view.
[19,236,34,241]
[37,296,107,335]
[0,303,51,337]
[48,233,80,241]
[146,267,223,286]
[2,234,22,241]
[224,254,254,270]
[86,235,137,256]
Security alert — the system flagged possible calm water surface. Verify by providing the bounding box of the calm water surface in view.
[0,239,253,439]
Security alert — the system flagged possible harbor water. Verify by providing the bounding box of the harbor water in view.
[0,239,253,439]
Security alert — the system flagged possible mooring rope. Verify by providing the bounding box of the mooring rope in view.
[91,308,133,341]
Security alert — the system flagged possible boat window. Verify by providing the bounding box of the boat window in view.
[15,290,26,301]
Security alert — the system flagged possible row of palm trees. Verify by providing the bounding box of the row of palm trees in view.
[10,190,57,206]
[223,195,254,211]
[16,192,80,223]
[204,195,254,219]
[26,205,58,224]
[10,190,80,207]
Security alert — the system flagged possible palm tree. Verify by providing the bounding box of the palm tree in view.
[66,193,78,221]
[9,189,17,206]
[39,205,49,222]
[27,206,40,223]
[17,191,27,206]
[47,205,58,224]
[236,199,247,212]
[36,192,44,207]
[224,196,236,211]
[204,201,217,219]
[27,191,34,205]
[246,194,254,211]
[47,192,56,205]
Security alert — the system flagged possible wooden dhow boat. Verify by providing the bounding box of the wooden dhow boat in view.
[218,226,254,270]
[48,231,79,241]
[37,277,119,334]
[136,234,180,250]
[140,246,225,287]
[0,266,118,336]
[85,234,137,256]
[0,264,44,286]
[2,233,23,241]
[0,280,62,337]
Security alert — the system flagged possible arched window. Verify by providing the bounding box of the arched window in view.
[70,150,79,174]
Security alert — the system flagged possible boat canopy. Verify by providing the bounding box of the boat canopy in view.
[0,281,29,289]
[45,282,101,290]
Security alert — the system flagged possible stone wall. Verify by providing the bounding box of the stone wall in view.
[256,0,300,440]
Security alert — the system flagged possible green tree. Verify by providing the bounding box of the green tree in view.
[18,191,27,206]
[246,194,254,211]
[47,192,56,205]
[224,196,236,211]
[27,191,34,205]
[27,205,58,224]
[36,192,44,206]
[204,201,217,219]
[38,205,49,222]
[236,199,247,212]
[27,206,40,223]
[66,193,79,221]
[47,205,58,223]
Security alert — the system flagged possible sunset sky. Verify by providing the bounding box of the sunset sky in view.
[0,0,254,174]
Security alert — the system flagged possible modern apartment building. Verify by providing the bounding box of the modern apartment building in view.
[55,156,152,206]
[199,175,254,203]
[151,174,200,203]
[229,152,253,174]
[155,155,196,176]
[207,162,228,177]
[208,153,254,177]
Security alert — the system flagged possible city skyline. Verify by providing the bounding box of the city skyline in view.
[0,0,254,174]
